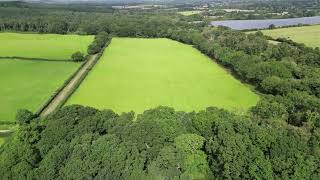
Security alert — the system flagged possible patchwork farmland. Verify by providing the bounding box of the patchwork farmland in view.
[67,38,259,113]
[1,3,320,178]
[0,32,94,145]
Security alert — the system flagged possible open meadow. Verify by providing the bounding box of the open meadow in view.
[67,38,259,114]
[259,25,320,48]
[178,11,203,16]
[0,33,94,60]
[0,59,80,121]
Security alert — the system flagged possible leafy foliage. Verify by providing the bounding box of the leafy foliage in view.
[71,51,84,62]
[1,105,319,179]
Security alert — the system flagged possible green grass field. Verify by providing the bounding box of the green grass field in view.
[0,59,80,121]
[0,33,94,60]
[259,25,320,48]
[67,38,259,114]
[178,11,203,16]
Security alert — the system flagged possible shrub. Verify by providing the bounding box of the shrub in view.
[16,109,35,125]
[71,51,85,62]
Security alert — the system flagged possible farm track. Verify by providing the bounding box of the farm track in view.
[39,54,98,117]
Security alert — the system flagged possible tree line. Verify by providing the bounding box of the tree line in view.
[71,32,111,62]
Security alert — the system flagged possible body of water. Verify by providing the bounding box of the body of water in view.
[211,16,320,30]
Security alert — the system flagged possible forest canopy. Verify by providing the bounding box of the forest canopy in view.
[1,105,319,179]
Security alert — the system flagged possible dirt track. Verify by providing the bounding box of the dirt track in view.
[40,54,98,117]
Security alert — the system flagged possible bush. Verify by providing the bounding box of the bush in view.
[71,51,85,62]
[87,31,111,55]
[251,100,288,119]
[16,109,35,125]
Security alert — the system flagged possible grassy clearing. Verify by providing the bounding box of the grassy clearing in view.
[178,11,203,16]
[0,33,94,60]
[0,59,80,121]
[67,38,259,114]
[258,25,320,48]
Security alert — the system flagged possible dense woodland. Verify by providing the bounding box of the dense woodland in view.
[0,2,319,179]
[2,105,319,179]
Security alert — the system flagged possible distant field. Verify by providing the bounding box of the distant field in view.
[259,25,320,48]
[0,59,80,121]
[0,33,94,60]
[222,9,254,13]
[178,11,203,16]
[67,38,259,114]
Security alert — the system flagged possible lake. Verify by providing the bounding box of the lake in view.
[211,16,320,30]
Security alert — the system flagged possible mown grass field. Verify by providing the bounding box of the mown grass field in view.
[0,59,80,121]
[259,25,320,48]
[67,38,259,114]
[178,11,203,16]
[0,33,94,60]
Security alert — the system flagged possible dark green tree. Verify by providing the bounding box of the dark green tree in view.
[71,51,85,62]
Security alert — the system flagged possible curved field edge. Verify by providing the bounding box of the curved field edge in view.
[0,59,81,121]
[0,33,94,60]
[67,38,259,114]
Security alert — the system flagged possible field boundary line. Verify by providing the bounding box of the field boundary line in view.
[0,56,70,62]
[35,58,89,115]
[40,40,111,116]
[56,50,105,109]
[38,54,98,116]
[56,40,111,109]
[38,40,109,117]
